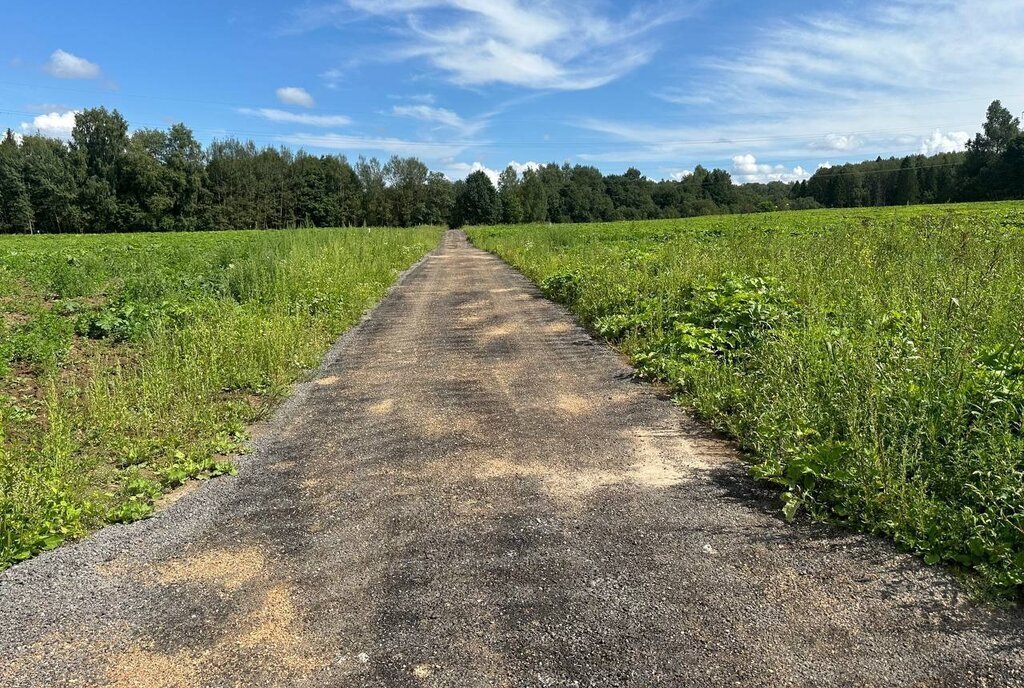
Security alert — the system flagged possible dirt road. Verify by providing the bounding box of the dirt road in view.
[2,231,1022,686]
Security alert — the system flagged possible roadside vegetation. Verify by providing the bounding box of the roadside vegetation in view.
[469,201,1024,598]
[0,227,440,567]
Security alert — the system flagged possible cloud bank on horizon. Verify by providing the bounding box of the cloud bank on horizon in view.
[3,0,1023,183]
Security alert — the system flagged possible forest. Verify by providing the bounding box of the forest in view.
[0,101,1021,234]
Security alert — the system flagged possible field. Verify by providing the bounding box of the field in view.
[469,201,1024,596]
[0,227,442,568]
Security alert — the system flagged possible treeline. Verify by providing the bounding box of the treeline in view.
[0,107,800,234]
[1,101,1021,233]
[794,101,1024,208]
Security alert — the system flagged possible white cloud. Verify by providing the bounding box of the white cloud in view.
[300,0,690,90]
[320,69,345,89]
[668,169,693,181]
[276,87,316,108]
[813,134,861,152]
[239,108,351,127]
[279,132,471,159]
[45,50,100,79]
[392,104,488,137]
[394,105,463,129]
[19,110,79,139]
[507,160,541,175]
[731,154,812,183]
[442,160,541,183]
[574,1,1024,167]
[920,129,970,155]
[446,161,501,184]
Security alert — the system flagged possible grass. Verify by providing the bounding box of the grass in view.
[0,226,441,567]
[468,201,1024,598]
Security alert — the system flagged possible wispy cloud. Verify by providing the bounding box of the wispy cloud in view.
[278,131,475,159]
[24,103,73,114]
[392,104,488,137]
[44,50,100,79]
[298,0,690,90]
[239,107,351,127]
[574,0,1024,166]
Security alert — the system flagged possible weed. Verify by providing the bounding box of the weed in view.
[0,227,441,567]
[469,201,1024,598]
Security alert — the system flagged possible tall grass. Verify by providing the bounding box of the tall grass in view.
[0,227,441,567]
[469,202,1024,597]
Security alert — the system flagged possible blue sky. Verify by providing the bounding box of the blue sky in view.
[3,0,1023,183]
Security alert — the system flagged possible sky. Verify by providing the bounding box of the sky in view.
[2,0,1024,184]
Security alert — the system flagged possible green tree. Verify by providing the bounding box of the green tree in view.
[497,165,523,224]
[977,100,1021,154]
[605,167,656,220]
[563,165,614,222]
[321,155,363,227]
[162,124,209,230]
[423,172,455,226]
[519,168,547,222]
[206,139,259,229]
[538,164,569,222]
[452,170,499,227]
[894,157,920,205]
[71,107,130,231]
[0,131,34,232]
[356,157,390,227]
[19,135,80,232]
[291,152,332,227]
[384,156,429,227]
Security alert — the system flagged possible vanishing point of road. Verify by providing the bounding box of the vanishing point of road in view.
[2,231,1022,687]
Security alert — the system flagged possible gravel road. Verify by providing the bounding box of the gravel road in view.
[1,230,1022,687]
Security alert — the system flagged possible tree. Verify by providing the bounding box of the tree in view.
[423,172,454,226]
[979,100,1021,154]
[497,165,523,224]
[537,164,569,222]
[291,152,332,227]
[563,165,614,222]
[452,171,499,227]
[702,169,734,208]
[356,157,390,227]
[384,156,429,227]
[9,97,1024,233]
[0,131,34,232]
[519,168,547,222]
[163,124,209,229]
[206,139,259,229]
[19,135,80,233]
[605,167,656,220]
[322,155,363,227]
[71,107,130,231]
[894,157,920,205]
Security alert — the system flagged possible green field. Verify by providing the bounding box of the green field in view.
[468,202,1024,597]
[0,227,441,567]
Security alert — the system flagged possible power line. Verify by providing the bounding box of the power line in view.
[0,109,980,154]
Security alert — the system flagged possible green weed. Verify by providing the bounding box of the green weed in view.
[0,227,441,567]
[469,201,1024,598]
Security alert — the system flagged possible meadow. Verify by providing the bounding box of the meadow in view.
[0,227,441,568]
[469,202,1024,597]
